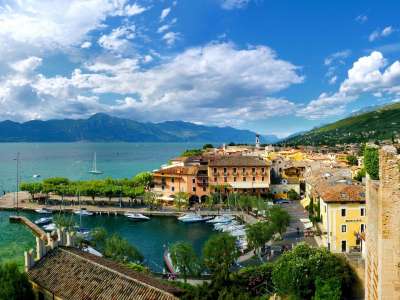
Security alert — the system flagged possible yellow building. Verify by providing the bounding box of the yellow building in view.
[317,183,366,253]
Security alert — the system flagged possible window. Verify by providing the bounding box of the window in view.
[262,176,264,181]
[233,168,237,174]
[252,168,256,173]
[192,178,195,184]
[262,167,265,173]
[341,208,346,217]
[203,187,206,192]
[341,240,347,252]
[253,188,256,193]
[223,167,227,174]
[243,177,246,181]
[361,224,365,232]
[214,177,217,182]
[341,225,347,232]
[171,186,175,192]
[213,168,217,174]
[252,177,256,181]
[233,177,237,182]
[171,178,174,183]
[192,187,196,192]
[242,168,246,173]
[361,208,365,216]
[162,185,165,190]
[224,177,227,182]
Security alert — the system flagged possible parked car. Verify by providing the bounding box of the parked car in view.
[273,199,290,204]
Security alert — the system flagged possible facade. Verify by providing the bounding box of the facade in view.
[208,156,270,195]
[365,146,400,300]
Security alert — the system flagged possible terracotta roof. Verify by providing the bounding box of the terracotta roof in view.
[154,166,198,176]
[28,247,181,300]
[317,183,365,203]
[208,156,269,167]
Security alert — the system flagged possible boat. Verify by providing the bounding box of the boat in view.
[35,208,52,214]
[76,227,91,240]
[43,223,57,232]
[206,215,235,224]
[34,217,53,225]
[33,174,41,178]
[88,152,103,175]
[82,246,103,257]
[214,220,239,231]
[163,248,177,274]
[125,213,150,221]
[74,208,94,216]
[230,229,246,237]
[222,224,245,233]
[177,213,205,223]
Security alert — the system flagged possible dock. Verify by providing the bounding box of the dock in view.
[9,215,48,241]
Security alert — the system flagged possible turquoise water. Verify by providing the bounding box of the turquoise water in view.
[0,210,216,272]
[0,142,202,192]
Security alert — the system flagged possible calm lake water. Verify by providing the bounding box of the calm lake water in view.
[0,210,216,272]
[0,142,203,192]
[0,142,214,270]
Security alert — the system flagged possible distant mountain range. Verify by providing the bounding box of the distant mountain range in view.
[282,102,400,146]
[0,113,279,143]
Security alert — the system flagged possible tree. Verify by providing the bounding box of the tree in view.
[314,277,341,300]
[181,149,203,157]
[202,233,239,281]
[143,191,159,210]
[53,214,76,231]
[104,234,143,263]
[287,189,299,200]
[133,172,153,189]
[202,144,214,150]
[170,242,200,283]
[0,262,34,300]
[90,227,108,248]
[174,192,189,211]
[354,168,366,182]
[20,182,42,201]
[346,155,358,166]
[268,206,291,236]
[364,147,379,180]
[245,222,274,259]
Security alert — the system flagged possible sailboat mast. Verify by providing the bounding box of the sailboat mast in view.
[93,152,97,171]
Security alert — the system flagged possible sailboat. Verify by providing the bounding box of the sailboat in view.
[88,152,103,175]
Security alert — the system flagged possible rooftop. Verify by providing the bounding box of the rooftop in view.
[209,156,270,167]
[27,247,181,300]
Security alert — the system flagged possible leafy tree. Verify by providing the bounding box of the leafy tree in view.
[53,214,76,231]
[287,189,299,200]
[346,155,358,166]
[202,144,214,149]
[268,206,291,236]
[354,168,366,182]
[364,147,379,180]
[170,242,200,283]
[20,182,42,201]
[174,192,189,211]
[90,227,108,248]
[245,222,274,259]
[181,149,203,157]
[143,191,159,210]
[104,234,143,263]
[132,172,153,189]
[0,262,34,300]
[313,277,341,300]
[202,233,239,281]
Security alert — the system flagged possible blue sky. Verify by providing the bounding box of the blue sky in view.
[0,0,400,137]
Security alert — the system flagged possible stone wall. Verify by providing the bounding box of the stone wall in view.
[365,145,400,300]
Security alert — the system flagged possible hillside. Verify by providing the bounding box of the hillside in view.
[0,113,278,143]
[282,102,400,145]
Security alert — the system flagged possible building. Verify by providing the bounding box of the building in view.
[208,156,270,195]
[365,146,400,300]
[25,231,181,300]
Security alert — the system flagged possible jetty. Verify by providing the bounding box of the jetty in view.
[9,215,48,241]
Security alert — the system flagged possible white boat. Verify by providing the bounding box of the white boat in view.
[88,152,103,175]
[214,220,238,231]
[35,208,52,214]
[83,246,103,257]
[74,209,94,216]
[206,215,235,224]
[222,224,245,233]
[230,229,246,237]
[43,223,57,232]
[34,217,53,225]
[177,213,205,223]
[33,174,41,178]
[125,213,150,221]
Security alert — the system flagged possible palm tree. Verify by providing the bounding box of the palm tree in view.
[174,192,189,211]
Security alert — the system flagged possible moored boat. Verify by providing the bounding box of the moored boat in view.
[125,212,150,221]
[74,208,93,216]
[177,213,205,223]
[163,248,177,274]
[35,208,52,214]
[34,217,53,225]
[43,223,57,232]
[206,215,235,224]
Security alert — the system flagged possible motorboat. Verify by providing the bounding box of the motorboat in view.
[222,224,245,233]
[82,246,102,257]
[35,208,52,214]
[206,215,235,224]
[214,220,239,231]
[230,229,246,237]
[34,217,53,225]
[177,213,205,223]
[125,212,150,221]
[33,174,41,178]
[43,223,57,232]
[163,248,178,274]
[74,208,94,216]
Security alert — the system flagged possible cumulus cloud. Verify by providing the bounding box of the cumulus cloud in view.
[10,57,42,73]
[98,25,136,52]
[220,0,250,10]
[1,43,303,124]
[162,32,180,46]
[160,8,171,21]
[80,41,92,49]
[369,26,395,42]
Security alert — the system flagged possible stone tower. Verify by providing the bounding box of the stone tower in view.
[255,134,260,149]
[365,146,400,300]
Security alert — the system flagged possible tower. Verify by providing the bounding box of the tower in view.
[255,134,260,149]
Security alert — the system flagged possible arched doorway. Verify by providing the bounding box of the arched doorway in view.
[189,195,199,206]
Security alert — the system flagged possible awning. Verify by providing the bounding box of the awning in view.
[300,196,311,208]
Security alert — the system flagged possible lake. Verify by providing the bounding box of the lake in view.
[0,142,203,192]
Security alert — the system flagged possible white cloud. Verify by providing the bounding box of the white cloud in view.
[1,42,303,124]
[162,32,180,46]
[160,7,171,22]
[10,57,42,73]
[355,14,368,24]
[220,0,250,10]
[158,24,170,33]
[123,3,148,16]
[324,50,351,66]
[369,26,395,42]
[80,41,92,49]
[98,25,136,52]
[328,75,338,85]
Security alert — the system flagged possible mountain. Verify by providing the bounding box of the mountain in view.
[0,113,278,143]
[282,102,400,146]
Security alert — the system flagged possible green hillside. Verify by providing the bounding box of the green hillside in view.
[283,102,400,146]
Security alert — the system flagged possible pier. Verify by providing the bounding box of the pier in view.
[9,215,48,241]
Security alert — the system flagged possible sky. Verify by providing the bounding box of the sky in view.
[0,0,400,138]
